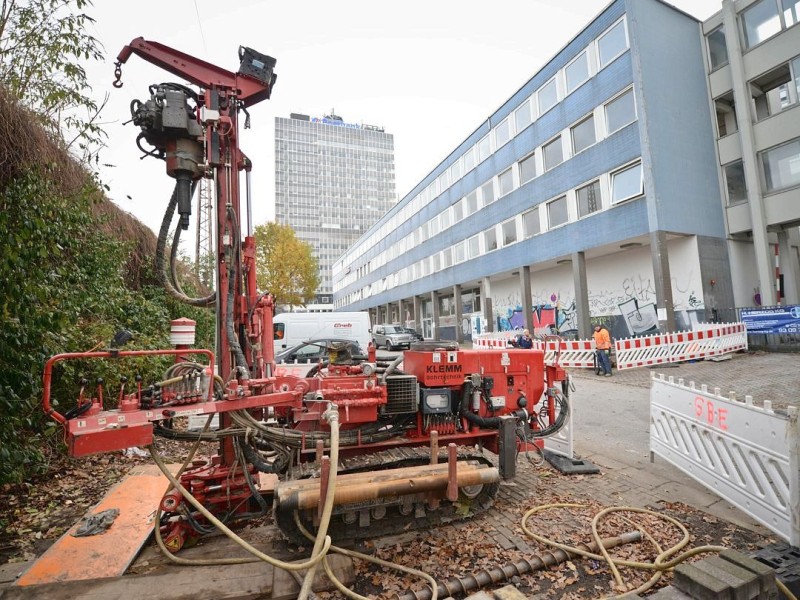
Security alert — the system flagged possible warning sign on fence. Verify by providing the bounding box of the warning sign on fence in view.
[741,305,800,334]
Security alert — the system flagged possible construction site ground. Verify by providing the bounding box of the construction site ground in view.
[0,349,795,599]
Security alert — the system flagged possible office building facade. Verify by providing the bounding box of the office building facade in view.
[274,113,396,310]
[332,0,800,341]
[704,0,800,309]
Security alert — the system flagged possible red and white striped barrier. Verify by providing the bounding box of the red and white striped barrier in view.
[615,322,747,370]
[473,331,518,349]
[614,332,676,370]
[535,339,595,368]
[475,323,747,371]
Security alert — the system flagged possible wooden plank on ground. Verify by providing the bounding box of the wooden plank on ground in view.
[14,463,176,586]
[0,553,354,600]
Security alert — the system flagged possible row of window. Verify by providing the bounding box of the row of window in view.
[334,15,632,279]
[707,0,800,70]
[336,159,644,304]
[335,86,637,290]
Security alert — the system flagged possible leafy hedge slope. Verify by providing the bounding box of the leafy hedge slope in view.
[0,87,213,484]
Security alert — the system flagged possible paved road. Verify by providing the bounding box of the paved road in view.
[561,350,799,533]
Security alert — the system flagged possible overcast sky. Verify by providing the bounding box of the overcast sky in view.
[85,0,723,241]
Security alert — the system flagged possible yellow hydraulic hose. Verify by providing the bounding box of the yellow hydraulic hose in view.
[297,403,340,600]
[149,446,332,572]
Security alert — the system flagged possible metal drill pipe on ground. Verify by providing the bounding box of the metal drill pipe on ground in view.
[278,465,500,511]
[275,461,488,494]
[396,531,642,600]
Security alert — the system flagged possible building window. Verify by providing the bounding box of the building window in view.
[515,99,533,132]
[468,235,480,258]
[742,0,782,48]
[571,114,596,154]
[449,159,461,183]
[750,57,800,121]
[611,161,644,203]
[547,196,568,228]
[565,50,590,94]
[538,78,558,115]
[495,117,512,148]
[598,19,628,68]
[761,138,800,192]
[724,161,748,205]
[440,207,452,229]
[463,146,476,173]
[442,247,453,268]
[543,136,564,171]
[484,227,498,252]
[432,253,441,272]
[455,241,466,263]
[478,135,491,163]
[605,88,636,135]
[481,180,495,205]
[577,179,601,217]
[523,207,540,237]
[519,152,537,184]
[715,93,738,137]
[466,190,479,215]
[498,168,514,196]
[502,219,518,246]
[707,26,728,70]
[453,198,464,222]
[785,0,800,27]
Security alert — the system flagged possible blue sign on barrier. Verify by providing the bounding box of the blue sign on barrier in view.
[741,305,800,334]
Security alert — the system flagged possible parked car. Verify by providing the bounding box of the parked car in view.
[396,326,424,342]
[371,324,416,350]
[275,338,365,364]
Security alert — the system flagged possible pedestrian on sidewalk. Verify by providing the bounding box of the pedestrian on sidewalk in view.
[593,325,612,376]
[516,329,534,349]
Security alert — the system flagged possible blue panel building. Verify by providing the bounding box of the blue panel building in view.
[331,0,797,341]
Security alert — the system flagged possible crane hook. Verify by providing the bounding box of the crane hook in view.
[113,62,123,88]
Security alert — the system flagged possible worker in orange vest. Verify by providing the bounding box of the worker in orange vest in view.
[593,325,612,376]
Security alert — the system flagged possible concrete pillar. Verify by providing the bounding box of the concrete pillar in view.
[384,303,390,324]
[571,252,593,339]
[778,230,800,305]
[721,0,777,306]
[650,230,676,332]
[430,290,440,339]
[398,298,406,327]
[454,284,464,344]
[413,296,423,334]
[482,279,494,333]
[520,267,533,334]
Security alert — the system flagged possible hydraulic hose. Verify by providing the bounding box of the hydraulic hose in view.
[156,181,216,307]
[521,503,731,598]
[224,206,250,380]
[379,354,404,385]
[298,404,340,600]
[149,445,333,572]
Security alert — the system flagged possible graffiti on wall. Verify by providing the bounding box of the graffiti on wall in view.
[490,269,706,339]
[494,292,578,338]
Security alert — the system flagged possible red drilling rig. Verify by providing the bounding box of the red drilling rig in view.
[42,38,570,550]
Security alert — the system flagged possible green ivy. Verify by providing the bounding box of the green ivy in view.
[0,171,213,484]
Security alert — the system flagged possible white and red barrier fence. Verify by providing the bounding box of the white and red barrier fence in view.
[614,323,747,370]
[473,322,747,371]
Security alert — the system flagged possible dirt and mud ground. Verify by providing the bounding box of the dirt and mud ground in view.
[0,442,777,599]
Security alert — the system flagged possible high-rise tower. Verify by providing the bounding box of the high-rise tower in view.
[274,112,396,310]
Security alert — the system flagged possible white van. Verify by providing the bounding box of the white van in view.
[272,312,372,355]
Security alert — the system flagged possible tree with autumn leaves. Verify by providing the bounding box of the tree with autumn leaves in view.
[253,222,319,308]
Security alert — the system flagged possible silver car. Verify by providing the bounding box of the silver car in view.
[371,325,415,350]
